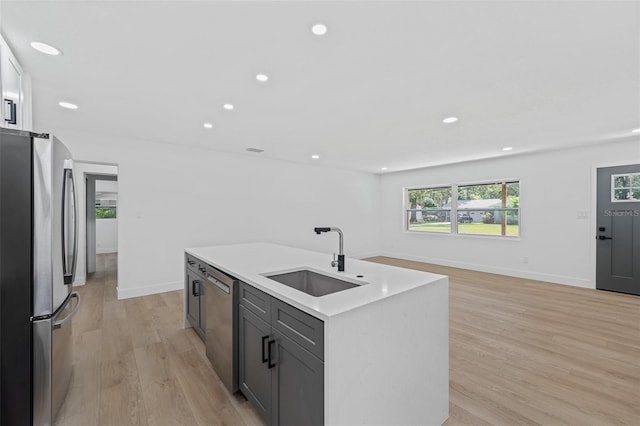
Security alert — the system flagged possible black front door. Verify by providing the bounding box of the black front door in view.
[596,164,640,295]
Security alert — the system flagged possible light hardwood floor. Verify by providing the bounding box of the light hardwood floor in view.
[56,253,262,426]
[367,257,640,426]
[57,254,640,425]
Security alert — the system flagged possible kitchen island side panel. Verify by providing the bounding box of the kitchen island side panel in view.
[324,277,449,426]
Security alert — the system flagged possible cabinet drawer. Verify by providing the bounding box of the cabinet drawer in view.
[186,254,208,276]
[271,298,324,361]
[185,253,198,270]
[239,282,271,323]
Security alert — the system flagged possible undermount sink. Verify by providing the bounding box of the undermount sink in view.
[264,269,364,297]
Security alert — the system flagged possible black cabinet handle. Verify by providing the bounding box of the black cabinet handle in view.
[267,339,276,369]
[187,260,195,265]
[261,335,269,363]
[199,266,206,272]
[598,236,613,240]
[192,280,200,296]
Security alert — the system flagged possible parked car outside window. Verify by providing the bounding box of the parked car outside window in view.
[457,214,473,223]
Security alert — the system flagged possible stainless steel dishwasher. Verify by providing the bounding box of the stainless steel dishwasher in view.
[205,265,238,393]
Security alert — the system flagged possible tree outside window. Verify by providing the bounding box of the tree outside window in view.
[96,207,116,219]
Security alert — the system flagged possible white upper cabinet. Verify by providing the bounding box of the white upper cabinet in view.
[0,33,32,131]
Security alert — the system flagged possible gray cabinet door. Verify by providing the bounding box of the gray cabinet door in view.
[186,269,201,331]
[271,298,324,360]
[239,305,272,424]
[239,281,271,323]
[271,330,324,426]
[198,279,205,336]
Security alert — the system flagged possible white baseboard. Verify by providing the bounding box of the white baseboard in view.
[375,251,594,289]
[117,280,183,300]
[96,248,117,254]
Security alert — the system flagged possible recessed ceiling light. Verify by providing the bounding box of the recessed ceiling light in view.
[311,155,320,159]
[203,123,213,129]
[311,24,328,36]
[30,41,61,56]
[58,101,78,110]
[223,104,234,110]
[256,74,269,82]
[442,117,458,124]
[381,167,388,171]
[632,128,640,133]
[502,147,513,151]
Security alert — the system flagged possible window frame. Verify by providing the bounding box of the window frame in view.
[404,179,521,238]
[405,184,453,233]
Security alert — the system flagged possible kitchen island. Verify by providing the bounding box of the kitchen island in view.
[186,242,448,426]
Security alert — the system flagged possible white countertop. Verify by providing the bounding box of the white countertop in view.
[185,242,447,320]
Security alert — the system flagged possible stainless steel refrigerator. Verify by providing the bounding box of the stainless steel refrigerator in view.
[0,127,81,425]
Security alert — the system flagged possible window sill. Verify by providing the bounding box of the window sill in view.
[403,229,521,241]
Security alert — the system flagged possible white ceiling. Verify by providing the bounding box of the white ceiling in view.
[1,1,639,173]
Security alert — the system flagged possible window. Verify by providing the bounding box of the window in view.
[612,173,640,202]
[406,180,520,237]
[96,198,117,219]
[407,187,452,233]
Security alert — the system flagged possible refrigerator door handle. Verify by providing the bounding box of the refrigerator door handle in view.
[71,166,79,281]
[62,163,78,285]
[53,292,81,329]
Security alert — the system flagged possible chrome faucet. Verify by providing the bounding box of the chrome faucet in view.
[314,227,345,271]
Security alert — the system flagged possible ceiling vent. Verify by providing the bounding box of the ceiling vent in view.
[246,147,264,153]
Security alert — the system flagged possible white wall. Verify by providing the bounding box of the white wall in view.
[58,129,381,299]
[96,179,118,193]
[379,139,640,288]
[63,125,638,296]
[95,179,118,254]
[96,219,118,253]
[74,162,118,286]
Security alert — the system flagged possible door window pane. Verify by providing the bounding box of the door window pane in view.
[612,173,640,201]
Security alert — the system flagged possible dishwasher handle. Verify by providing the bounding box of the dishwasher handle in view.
[207,274,230,294]
[192,280,201,296]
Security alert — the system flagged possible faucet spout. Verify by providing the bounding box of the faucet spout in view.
[331,227,344,256]
[314,226,345,271]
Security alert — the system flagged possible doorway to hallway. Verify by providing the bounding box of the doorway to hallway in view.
[72,161,118,286]
[85,174,118,275]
